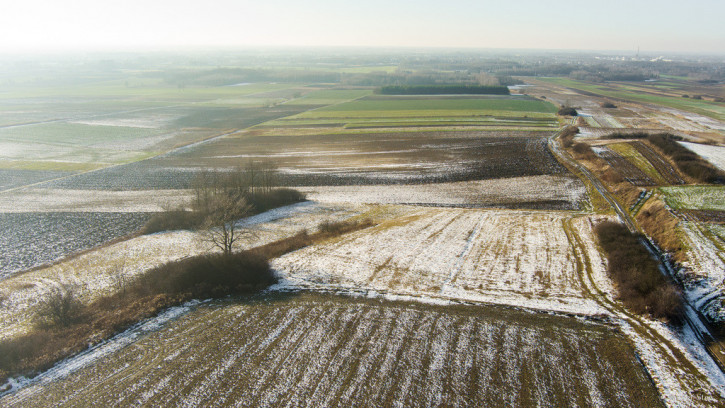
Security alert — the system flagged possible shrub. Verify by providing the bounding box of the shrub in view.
[143,209,201,234]
[36,284,84,327]
[318,218,370,235]
[600,101,617,108]
[595,221,684,323]
[572,142,595,158]
[557,106,578,116]
[559,126,579,148]
[247,188,306,212]
[133,252,275,299]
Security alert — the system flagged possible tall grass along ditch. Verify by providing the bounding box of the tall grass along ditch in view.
[594,220,684,322]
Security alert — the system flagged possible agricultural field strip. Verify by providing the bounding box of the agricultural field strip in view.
[564,216,725,407]
[0,201,374,340]
[295,176,587,208]
[591,145,657,186]
[0,84,312,170]
[660,186,725,211]
[272,207,607,316]
[1,294,664,407]
[607,142,669,185]
[0,189,193,213]
[631,141,686,185]
[537,77,725,123]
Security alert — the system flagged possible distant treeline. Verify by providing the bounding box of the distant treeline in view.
[375,85,510,95]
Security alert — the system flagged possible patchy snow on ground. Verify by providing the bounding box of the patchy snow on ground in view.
[0,294,663,408]
[0,201,371,340]
[679,141,725,171]
[273,207,605,316]
[0,188,193,213]
[297,176,586,208]
[0,299,203,399]
[678,221,725,323]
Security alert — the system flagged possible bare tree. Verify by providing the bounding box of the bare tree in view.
[107,256,129,297]
[199,193,254,254]
[259,160,278,194]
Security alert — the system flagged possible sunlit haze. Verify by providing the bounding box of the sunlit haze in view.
[1,0,724,54]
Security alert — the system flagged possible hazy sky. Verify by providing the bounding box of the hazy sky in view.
[1,0,723,54]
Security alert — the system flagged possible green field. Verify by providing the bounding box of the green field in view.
[266,95,559,130]
[660,185,725,211]
[540,77,725,121]
[318,96,557,113]
[284,89,372,105]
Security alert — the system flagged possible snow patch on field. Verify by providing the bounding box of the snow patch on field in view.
[0,188,193,213]
[679,221,725,322]
[272,207,606,316]
[297,176,586,208]
[679,142,725,171]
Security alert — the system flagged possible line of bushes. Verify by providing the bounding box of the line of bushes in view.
[559,126,579,148]
[594,220,684,323]
[0,218,374,385]
[375,85,510,95]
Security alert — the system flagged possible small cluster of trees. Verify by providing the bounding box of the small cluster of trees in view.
[557,106,578,116]
[144,161,306,253]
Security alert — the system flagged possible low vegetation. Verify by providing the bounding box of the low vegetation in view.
[557,106,578,116]
[559,125,579,148]
[0,217,374,384]
[595,220,684,322]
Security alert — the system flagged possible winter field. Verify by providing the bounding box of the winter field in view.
[274,207,603,314]
[1,293,664,408]
[2,62,725,407]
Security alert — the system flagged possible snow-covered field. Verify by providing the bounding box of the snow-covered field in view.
[0,188,193,213]
[679,221,725,323]
[679,141,725,171]
[0,293,663,407]
[297,175,587,209]
[273,207,606,315]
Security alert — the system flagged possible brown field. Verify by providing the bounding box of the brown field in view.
[0,293,663,408]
